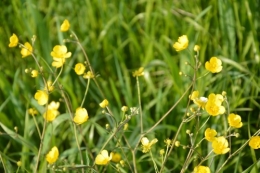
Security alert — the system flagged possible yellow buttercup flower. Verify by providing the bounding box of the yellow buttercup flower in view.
[111,152,121,163]
[44,81,54,92]
[205,93,225,116]
[193,165,211,173]
[173,35,189,51]
[205,57,222,73]
[164,138,172,147]
[95,150,112,165]
[73,107,89,125]
[228,113,243,128]
[74,63,86,75]
[9,34,19,47]
[60,19,70,32]
[28,108,38,116]
[46,146,59,164]
[50,45,71,68]
[159,149,165,155]
[21,42,33,58]
[34,90,48,105]
[43,101,60,122]
[121,106,128,112]
[132,67,144,77]
[17,160,22,167]
[194,45,200,52]
[99,99,109,108]
[83,71,94,79]
[31,70,38,78]
[190,91,208,109]
[249,136,260,149]
[204,128,217,142]
[141,137,158,153]
[205,101,225,116]
[212,136,230,154]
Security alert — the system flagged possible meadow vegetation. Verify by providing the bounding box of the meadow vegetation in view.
[0,0,260,172]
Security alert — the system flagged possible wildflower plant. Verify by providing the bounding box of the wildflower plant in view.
[2,2,260,173]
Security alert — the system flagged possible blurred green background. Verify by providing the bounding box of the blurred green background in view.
[0,0,259,172]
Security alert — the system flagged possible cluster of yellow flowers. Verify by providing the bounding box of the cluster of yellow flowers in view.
[8,20,260,172]
[9,33,33,58]
[172,35,260,172]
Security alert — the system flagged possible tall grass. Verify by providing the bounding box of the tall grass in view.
[0,0,259,172]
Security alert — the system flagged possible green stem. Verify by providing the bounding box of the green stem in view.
[0,154,7,172]
[34,116,47,173]
[80,78,90,107]
[32,115,41,137]
[136,76,143,133]
[52,66,63,87]
[150,151,159,173]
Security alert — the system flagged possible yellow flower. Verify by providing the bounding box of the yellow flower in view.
[193,165,211,173]
[83,71,94,79]
[175,141,180,147]
[21,42,33,58]
[28,108,38,116]
[173,35,189,51]
[132,67,144,77]
[194,45,200,52]
[159,149,165,156]
[111,152,121,163]
[17,160,22,167]
[46,146,59,164]
[95,150,112,165]
[31,70,38,78]
[9,34,19,47]
[190,91,208,109]
[205,57,222,73]
[44,81,54,92]
[120,160,125,167]
[99,99,109,108]
[121,106,128,112]
[141,137,158,153]
[74,63,86,75]
[164,138,172,147]
[123,123,128,131]
[205,93,225,116]
[249,136,260,149]
[43,101,60,122]
[34,90,48,105]
[228,113,243,128]
[50,45,71,68]
[73,107,89,125]
[212,136,230,154]
[60,19,70,32]
[204,128,217,142]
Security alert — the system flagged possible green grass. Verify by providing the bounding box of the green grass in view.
[0,0,260,172]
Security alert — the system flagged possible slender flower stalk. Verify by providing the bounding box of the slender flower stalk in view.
[80,78,90,107]
[136,76,143,133]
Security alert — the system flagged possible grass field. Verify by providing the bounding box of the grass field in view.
[1,0,260,172]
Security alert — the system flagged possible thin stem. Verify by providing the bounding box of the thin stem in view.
[150,151,159,173]
[34,117,47,173]
[0,154,7,172]
[69,32,105,99]
[80,78,90,107]
[58,85,84,173]
[32,115,42,137]
[52,65,64,87]
[122,134,136,173]
[145,83,193,135]
[136,76,143,133]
